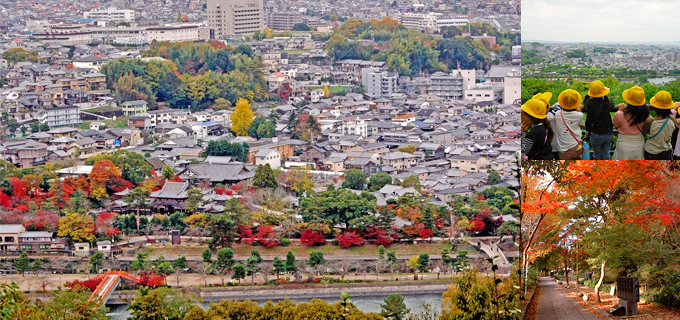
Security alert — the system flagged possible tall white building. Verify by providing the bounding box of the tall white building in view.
[84,7,135,23]
[362,67,398,99]
[207,0,264,38]
[503,69,521,104]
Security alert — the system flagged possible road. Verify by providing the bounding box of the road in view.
[536,277,600,320]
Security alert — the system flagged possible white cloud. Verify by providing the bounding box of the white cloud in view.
[522,0,679,42]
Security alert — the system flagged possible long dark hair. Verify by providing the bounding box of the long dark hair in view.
[527,113,554,143]
[652,107,671,119]
[624,104,650,126]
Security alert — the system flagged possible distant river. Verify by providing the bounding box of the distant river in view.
[622,76,678,84]
[106,294,444,319]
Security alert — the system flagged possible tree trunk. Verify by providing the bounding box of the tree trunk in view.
[594,261,605,303]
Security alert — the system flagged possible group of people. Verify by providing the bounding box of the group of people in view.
[521,80,679,160]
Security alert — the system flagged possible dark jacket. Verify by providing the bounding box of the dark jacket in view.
[583,95,617,134]
[522,123,554,160]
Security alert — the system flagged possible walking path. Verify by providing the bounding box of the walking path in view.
[536,277,600,320]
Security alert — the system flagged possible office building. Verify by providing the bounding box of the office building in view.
[207,0,264,38]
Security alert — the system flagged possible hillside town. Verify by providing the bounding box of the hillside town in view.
[0,0,521,319]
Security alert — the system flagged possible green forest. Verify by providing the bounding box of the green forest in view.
[100,41,269,111]
[521,76,680,105]
[325,18,520,76]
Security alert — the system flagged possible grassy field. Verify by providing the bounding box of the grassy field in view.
[80,117,130,129]
[138,241,475,258]
[83,106,119,113]
[308,86,348,95]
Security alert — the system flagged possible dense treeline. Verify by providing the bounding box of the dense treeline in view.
[326,18,519,76]
[521,76,680,105]
[100,41,269,111]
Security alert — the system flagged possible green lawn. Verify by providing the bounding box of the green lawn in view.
[309,86,348,95]
[80,116,129,130]
[83,106,119,113]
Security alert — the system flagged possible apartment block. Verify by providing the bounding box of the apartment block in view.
[207,0,264,37]
[361,67,398,99]
[267,11,303,31]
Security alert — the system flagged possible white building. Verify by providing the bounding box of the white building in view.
[145,25,205,43]
[38,106,81,127]
[436,18,469,29]
[207,0,264,38]
[503,70,521,104]
[398,12,439,33]
[84,7,135,23]
[512,45,521,59]
[362,67,398,99]
[254,149,281,169]
[341,116,368,137]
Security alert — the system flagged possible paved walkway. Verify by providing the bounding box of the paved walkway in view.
[536,277,600,320]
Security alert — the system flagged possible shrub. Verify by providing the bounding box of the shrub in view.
[650,271,680,308]
[300,229,325,246]
[279,238,291,246]
[336,231,365,248]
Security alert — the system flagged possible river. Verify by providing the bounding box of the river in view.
[105,293,444,319]
[622,76,679,84]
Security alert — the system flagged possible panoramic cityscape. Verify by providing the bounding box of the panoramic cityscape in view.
[521,0,680,320]
[0,0,522,319]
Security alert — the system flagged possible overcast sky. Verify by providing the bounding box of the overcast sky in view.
[522,0,680,43]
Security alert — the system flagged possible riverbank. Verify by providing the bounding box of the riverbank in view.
[198,281,450,302]
[23,279,453,306]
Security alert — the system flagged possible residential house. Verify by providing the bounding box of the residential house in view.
[449,155,487,172]
[121,100,148,116]
[0,224,25,252]
[382,151,419,170]
[254,149,282,169]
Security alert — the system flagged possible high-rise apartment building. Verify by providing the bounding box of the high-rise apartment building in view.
[362,67,398,99]
[267,11,303,31]
[207,0,264,38]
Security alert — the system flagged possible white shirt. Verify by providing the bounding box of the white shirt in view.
[550,109,584,153]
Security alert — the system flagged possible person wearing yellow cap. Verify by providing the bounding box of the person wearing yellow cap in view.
[551,89,584,160]
[642,91,676,160]
[612,86,650,160]
[582,80,618,160]
[521,99,554,160]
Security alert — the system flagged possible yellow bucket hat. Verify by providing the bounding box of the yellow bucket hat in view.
[532,92,553,107]
[650,90,674,109]
[622,86,646,106]
[588,80,610,98]
[521,99,547,119]
[558,89,582,110]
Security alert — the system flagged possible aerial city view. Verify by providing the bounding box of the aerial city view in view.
[521,1,680,320]
[0,0,521,319]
